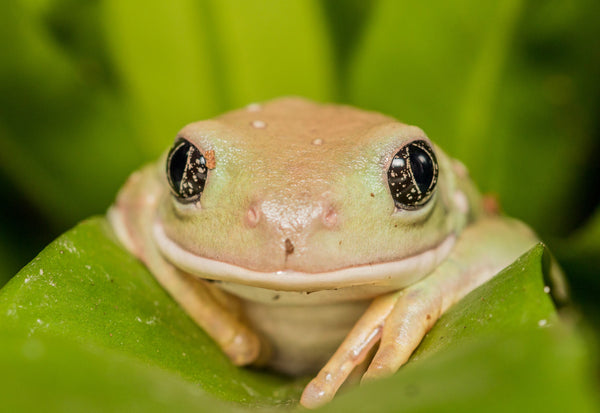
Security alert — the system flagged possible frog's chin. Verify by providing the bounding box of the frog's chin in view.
[152,220,456,296]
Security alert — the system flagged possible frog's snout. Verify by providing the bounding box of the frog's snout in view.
[238,190,342,270]
[244,199,338,233]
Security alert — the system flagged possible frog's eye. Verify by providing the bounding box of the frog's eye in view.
[166,138,207,203]
[387,140,439,209]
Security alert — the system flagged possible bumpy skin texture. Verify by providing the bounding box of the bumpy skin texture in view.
[108,98,538,408]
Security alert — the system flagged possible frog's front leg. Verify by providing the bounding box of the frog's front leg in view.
[162,267,262,365]
[109,165,262,366]
[301,216,538,408]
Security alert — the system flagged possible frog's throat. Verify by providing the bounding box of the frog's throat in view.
[152,221,456,292]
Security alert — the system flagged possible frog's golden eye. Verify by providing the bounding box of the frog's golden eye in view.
[387,140,439,209]
[166,138,207,203]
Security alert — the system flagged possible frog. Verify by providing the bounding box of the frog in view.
[108,97,541,408]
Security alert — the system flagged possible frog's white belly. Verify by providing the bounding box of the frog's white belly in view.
[242,298,370,375]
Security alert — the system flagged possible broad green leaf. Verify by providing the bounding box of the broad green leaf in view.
[322,327,598,412]
[348,0,600,236]
[0,329,248,413]
[0,217,303,405]
[102,0,222,159]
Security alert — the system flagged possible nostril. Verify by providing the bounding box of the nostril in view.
[322,207,338,228]
[245,205,261,228]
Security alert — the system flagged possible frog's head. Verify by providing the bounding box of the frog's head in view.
[153,98,477,297]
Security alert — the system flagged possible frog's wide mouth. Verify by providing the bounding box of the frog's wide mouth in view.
[152,221,456,292]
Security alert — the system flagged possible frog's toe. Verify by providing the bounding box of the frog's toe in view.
[300,379,335,409]
[222,327,262,366]
[300,293,399,408]
[362,287,442,381]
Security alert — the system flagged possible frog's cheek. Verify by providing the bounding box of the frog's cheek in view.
[151,219,456,294]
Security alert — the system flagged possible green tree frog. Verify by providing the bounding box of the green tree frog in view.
[108,97,539,408]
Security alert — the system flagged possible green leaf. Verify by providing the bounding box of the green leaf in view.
[102,0,223,159]
[322,327,597,412]
[0,330,248,413]
[206,0,336,107]
[0,217,303,406]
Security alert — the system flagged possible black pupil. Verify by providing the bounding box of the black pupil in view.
[167,139,207,201]
[387,140,438,209]
[409,146,435,193]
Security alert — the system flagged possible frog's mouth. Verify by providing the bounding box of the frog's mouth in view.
[152,221,456,292]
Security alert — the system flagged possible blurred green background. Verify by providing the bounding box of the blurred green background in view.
[2,0,599,319]
[1,0,600,410]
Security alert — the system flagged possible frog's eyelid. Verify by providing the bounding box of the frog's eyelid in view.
[390,191,437,223]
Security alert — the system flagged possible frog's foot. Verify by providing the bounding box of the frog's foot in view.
[176,275,263,366]
[300,284,443,409]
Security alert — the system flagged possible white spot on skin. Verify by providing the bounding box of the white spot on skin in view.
[145,194,157,204]
[312,138,323,145]
[251,120,266,129]
[39,269,43,275]
[453,190,469,214]
[538,319,548,327]
[544,286,551,293]
[246,102,261,112]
